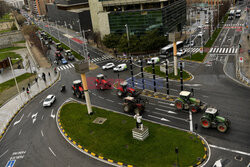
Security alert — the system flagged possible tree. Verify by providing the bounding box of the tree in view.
[0,1,10,18]
[102,33,121,49]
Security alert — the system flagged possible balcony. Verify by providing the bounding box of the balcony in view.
[100,0,167,7]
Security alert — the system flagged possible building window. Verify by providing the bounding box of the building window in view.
[124,4,140,11]
[143,3,161,9]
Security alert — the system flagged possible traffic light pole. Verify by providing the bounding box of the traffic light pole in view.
[81,73,93,115]
[165,59,169,95]
[140,59,145,90]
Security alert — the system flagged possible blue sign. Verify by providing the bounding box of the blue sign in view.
[5,160,16,167]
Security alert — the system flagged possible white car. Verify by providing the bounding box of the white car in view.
[102,62,115,70]
[197,32,203,37]
[113,64,127,72]
[43,95,56,107]
[147,57,160,65]
[177,49,186,57]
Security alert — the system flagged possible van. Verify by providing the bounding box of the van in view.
[147,57,160,65]
[113,63,127,72]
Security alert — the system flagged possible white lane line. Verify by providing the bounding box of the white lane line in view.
[62,66,66,70]
[228,48,232,53]
[19,129,22,136]
[98,96,104,99]
[41,115,44,120]
[0,149,8,159]
[106,99,114,103]
[234,48,238,53]
[41,130,44,137]
[219,48,222,53]
[222,48,225,53]
[209,145,250,156]
[152,112,188,122]
[14,114,24,126]
[50,109,55,119]
[39,99,43,103]
[189,111,193,132]
[27,112,31,118]
[155,108,177,114]
[147,114,170,122]
[158,101,175,106]
[48,147,56,157]
[92,93,96,96]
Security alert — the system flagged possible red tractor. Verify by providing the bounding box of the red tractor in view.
[72,80,85,98]
[94,74,111,90]
[123,96,147,115]
[116,81,138,97]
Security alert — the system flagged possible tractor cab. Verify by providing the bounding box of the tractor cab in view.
[120,81,128,92]
[204,108,218,119]
[123,96,147,115]
[96,74,104,80]
[73,80,82,88]
[56,43,63,51]
[179,91,191,104]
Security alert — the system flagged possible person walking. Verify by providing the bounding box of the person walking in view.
[26,87,29,94]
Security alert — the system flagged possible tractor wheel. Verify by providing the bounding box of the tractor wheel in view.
[117,90,123,97]
[217,123,228,133]
[123,104,131,113]
[189,105,198,113]
[200,118,211,128]
[72,90,75,95]
[81,94,85,99]
[175,100,184,110]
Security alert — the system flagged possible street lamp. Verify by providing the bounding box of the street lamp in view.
[175,147,179,167]
[64,21,71,50]
[77,19,90,62]
[55,20,61,42]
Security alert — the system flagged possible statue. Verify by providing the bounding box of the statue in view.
[134,114,143,130]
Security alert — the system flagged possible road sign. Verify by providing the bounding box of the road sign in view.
[239,57,243,63]
[5,160,16,167]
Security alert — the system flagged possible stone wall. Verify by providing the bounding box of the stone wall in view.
[0,21,14,31]
[0,31,24,49]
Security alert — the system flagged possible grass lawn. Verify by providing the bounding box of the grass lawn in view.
[204,28,222,48]
[144,65,191,80]
[60,103,206,167]
[0,29,12,34]
[0,13,13,22]
[0,52,22,64]
[182,52,207,62]
[0,47,25,52]
[0,73,35,93]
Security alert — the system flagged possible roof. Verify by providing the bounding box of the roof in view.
[47,94,53,98]
[120,81,128,86]
[73,80,81,84]
[180,91,191,96]
[124,96,134,100]
[205,108,217,114]
[65,50,71,52]
[97,74,104,78]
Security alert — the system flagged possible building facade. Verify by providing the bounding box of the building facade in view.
[89,0,186,38]
[46,0,92,32]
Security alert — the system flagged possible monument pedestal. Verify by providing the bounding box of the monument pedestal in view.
[132,126,149,141]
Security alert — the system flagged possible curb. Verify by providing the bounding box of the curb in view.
[56,99,209,167]
[56,100,133,167]
[0,72,60,141]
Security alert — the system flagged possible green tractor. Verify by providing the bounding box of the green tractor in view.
[200,108,230,133]
[175,91,207,113]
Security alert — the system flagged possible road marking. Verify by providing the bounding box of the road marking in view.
[5,160,15,167]
[31,112,38,124]
[65,65,69,69]
[189,111,193,132]
[98,96,104,99]
[152,112,188,122]
[0,149,8,159]
[106,99,114,103]
[209,145,250,156]
[118,102,123,105]
[48,147,56,157]
[155,108,177,114]
[62,66,66,70]
[147,114,170,122]
[158,101,175,106]
[41,130,44,137]
[27,112,31,118]
[92,93,96,96]
[50,109,55,119]
[39,99,43,103]
[14,114,24,126]
[19,129,22,136]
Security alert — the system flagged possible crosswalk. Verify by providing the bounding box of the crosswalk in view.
[57,63,74,71]
[90,55,114,63]
[184,48,200,53]
[208,47,238,54]
[224,23,244,27]
[205,54,226,64]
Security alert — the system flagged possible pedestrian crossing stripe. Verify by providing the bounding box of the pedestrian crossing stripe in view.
[57,63,75,71]
[208,47,237,54]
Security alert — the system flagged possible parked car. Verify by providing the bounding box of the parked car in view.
[61,58,68,64]
[43,95,56,107]
[147,57,160,65]
[177,49,187,57]
[65,50,74,61]
[113,64,127,72]
[197,32,203,37]
[102,62,115,70]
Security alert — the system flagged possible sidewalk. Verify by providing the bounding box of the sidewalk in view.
[0,68,59,138]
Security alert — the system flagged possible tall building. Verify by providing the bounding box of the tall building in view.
[46,0,92,32]
[89,0,186,38]
[8,0,24,9]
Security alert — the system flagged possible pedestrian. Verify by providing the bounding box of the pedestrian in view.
[23,87,25,92]
[248,35,249,40]
[28,83,30,88]
[48,72,50,77]
[26,87,29,94]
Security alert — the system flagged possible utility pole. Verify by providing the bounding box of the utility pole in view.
[169,32,181,76]
[8,57,22,102]
[64,21,71,49]
[55,21,61,42]
[75,61,93,115]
